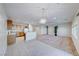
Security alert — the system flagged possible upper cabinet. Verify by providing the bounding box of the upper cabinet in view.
[7,19,13,30]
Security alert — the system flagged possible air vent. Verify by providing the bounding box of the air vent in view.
[76,12,79,16]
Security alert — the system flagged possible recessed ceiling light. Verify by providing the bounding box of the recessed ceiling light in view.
[53,17,56,19]
[40,18,46,24]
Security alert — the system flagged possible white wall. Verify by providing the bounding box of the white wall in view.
[35,26,41,35]
[34,23,71,37]
[57,23,72,37]
[48,26,54,35]
[72,15,79,54]
[40,26,47,34]
[0,4,7,55]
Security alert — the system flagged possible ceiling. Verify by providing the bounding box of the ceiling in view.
[3,3,79,25]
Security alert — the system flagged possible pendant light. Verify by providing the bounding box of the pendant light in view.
[40,8,47,24]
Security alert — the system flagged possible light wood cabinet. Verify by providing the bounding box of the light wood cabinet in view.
[16,32,25,37]
[7,19,13,29]
[7,35,16,45]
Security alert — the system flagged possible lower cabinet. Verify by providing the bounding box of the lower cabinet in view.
[7,35,16,45]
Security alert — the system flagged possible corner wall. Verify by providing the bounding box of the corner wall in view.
[0,4,7,55]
